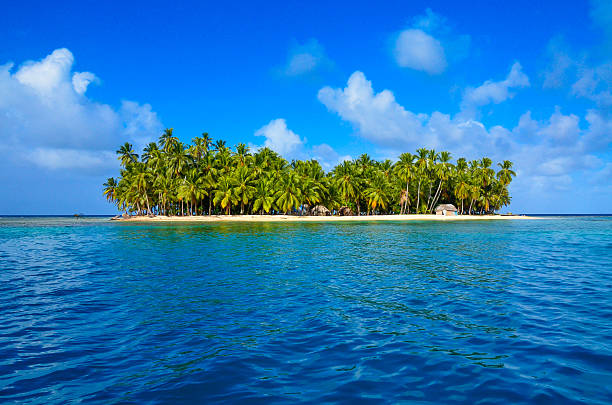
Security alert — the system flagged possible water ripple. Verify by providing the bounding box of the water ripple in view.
[0,217,611,403]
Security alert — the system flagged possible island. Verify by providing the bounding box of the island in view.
[104,129,527,221]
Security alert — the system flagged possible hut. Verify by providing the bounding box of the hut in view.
[310,205,331,216]
[434,204,458,216]
[338,206,354,216]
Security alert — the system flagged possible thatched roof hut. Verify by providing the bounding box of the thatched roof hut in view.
[310,205,331,216]
[435,204,458,216]
[338,206,354,216]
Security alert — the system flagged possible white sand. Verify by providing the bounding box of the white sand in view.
[115,214,534,222]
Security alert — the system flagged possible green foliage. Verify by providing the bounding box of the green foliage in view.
[104,129,516,216]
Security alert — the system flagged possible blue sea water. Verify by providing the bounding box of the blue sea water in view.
[0,216,611,404]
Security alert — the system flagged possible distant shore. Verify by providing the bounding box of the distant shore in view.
[114,214,534,222]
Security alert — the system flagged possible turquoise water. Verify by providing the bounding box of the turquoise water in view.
[1,216,611,403]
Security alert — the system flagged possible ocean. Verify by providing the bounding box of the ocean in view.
[1,216,611,403]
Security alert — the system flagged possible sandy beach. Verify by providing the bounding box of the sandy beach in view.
[114,214,534,222]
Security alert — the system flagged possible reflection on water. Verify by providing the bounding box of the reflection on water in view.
[0,217,611,403]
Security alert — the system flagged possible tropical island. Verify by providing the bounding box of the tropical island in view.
[104,129,526,221]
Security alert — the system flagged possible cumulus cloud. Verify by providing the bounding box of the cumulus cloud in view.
[311,143,352,171]
[591,0,612,47]
[461,62,530,112]
[281,39,331,76]
[393,29,447,74]
[318,71,430,148]
[571,64,612,106]
[541,35,612,108]
[0,48,162,172]
[26,148,116,170]
[254,118,306,158]
[318,70,612,204]
[393,9,469,74]
[72,71,98,95]
[252,118,348,169]
[542,38,576,89]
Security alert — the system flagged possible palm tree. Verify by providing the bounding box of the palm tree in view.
[274,172,302,214]
[454,175,469,215]
[497,160,516,186]
[394,153,414,214]
[159,128,178,152]
[214,139,227,151]
[364,173,391,214]
[234,143,251,167]
[232,166,256,214]
[103,177,118,205]
[213,175,237,215]
[415,148,429,213]
[428,151,453,212]
[117,142,138,167]
[252,178,275,214]
[333,161,361,215]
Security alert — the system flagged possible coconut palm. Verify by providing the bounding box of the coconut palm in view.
[364,172,392,214]
[252,178,276,214]
[497,160,516,185]
[213,175,237,215]
[233,166,256,214]
[117,142,138,167]
[105,131,516,217]
[103,177,118,205]
[394,153,414,214]
[274,171,302,214]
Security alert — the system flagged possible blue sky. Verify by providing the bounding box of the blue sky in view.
[1,0,611,214]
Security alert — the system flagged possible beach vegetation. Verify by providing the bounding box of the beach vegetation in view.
[104,130,516,216]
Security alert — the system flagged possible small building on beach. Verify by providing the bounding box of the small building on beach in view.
[435,204,458,216]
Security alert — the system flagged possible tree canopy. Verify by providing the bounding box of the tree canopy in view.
[104,129,515,216]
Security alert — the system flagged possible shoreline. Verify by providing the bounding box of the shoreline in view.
[114,214,535,223]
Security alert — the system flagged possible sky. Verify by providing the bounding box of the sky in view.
[1,0,611,214]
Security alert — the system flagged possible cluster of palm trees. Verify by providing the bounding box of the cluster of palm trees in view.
[103,129,516,216]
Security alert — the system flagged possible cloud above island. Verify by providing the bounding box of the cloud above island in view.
[252,118,350,170]
[280,39,332,76]
[392,9,470,74]
[317,68,612,205]
[0,48,162,171]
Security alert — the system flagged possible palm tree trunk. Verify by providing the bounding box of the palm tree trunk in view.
[209,197,212,216]
[404,180,410,214]
[416,180,421,214]
[429,180,442,212]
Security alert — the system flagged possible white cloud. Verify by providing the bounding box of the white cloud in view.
[591,0,612,46]
[571,63,612,106]
[253,119,348,169]
[72,71,98,95]
[254,118,306,158]
[461,62,529,112]
[0,48,162,171]
[27,148,116,170]
[318,70,612,206]
[14,48,74,95]
[542,38,576,89]
[541,37,612,107]
[318,71,431,149]
[311,143,352,171]
[282,39,331,76]
[392,9,469,75]
[393,29,447,74]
